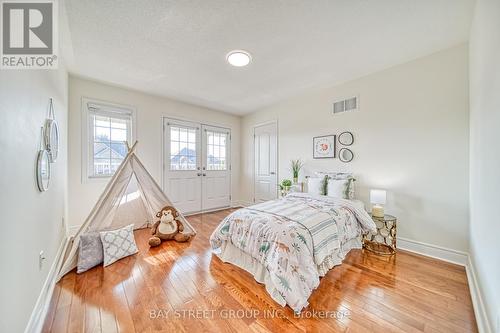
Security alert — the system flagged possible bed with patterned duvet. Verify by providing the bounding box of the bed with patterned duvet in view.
[210,192,377,313]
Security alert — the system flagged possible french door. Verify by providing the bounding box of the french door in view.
[163,118,231,214]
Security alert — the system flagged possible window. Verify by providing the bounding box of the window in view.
[84,100,134,179]
[206,130,227,171]
[170,126,197,170]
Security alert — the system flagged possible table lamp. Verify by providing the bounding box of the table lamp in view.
[370,189,386,218]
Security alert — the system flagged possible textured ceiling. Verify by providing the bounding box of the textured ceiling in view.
[65,0,474,115]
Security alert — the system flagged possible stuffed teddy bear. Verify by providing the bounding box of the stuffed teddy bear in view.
[148,205,192,247]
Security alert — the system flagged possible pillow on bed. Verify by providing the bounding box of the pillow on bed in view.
[316,172,355,199]
[77,232,104,273]
[307,176,327,195]
[100,224,139,267]
[327,178,350,199]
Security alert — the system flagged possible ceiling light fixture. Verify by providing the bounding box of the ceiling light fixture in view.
[226,50,252,67]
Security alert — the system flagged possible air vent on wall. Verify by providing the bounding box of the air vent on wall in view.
[333,96,358,114]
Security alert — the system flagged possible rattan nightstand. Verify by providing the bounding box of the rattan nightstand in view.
[363,214,397,255]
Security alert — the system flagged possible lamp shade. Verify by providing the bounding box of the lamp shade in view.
[370,189,386,205]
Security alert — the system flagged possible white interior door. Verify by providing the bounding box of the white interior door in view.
[201,125,231,211]
[163,118,202,214]
[254,122,278,203]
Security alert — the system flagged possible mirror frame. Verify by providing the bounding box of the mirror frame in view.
[36,149,51,192]
[338,148,354,163]
[338,131,354,146]
[44,118,59,163]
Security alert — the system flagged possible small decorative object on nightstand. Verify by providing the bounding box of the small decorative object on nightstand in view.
[370,189,386,217]
[279,179,292,197]
[363,214,397,255]
[279,179,305,197]
[290,182,304,193]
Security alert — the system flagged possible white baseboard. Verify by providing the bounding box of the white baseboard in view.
[397,237,492,333]
[24,236,69,333]
[231,200,253,207]
[231,201,244,208]
[68,224,80,236]
[466,256,493,333]
[397,237,468,266]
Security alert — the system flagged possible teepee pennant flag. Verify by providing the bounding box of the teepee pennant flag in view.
[57,141,195,280]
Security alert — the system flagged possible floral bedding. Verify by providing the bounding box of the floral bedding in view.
[210,193,376,312]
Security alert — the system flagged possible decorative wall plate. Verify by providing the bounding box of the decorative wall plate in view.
[338,131,354,146]
[339,148,354,163]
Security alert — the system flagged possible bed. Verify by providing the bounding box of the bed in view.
[210,192,377,312]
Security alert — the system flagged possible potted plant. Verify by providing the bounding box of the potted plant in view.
[278,179,293,197]
[291,159,303,184]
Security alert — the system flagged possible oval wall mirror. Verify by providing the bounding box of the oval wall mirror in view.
[338,131,354,146]
[339,148,354,163]
[44,119,59,162]
[36,150,51,192]
[44,98,59,162]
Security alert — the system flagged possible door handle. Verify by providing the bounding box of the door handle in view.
[270,172,276,175]
[197,173,202,176]
[202,173,206,176]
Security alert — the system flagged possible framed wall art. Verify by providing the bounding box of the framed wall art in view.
[313,135,336,159]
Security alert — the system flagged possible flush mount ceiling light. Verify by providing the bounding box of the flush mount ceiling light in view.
[226,50,252,67]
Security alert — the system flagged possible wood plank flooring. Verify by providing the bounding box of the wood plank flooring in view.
[43,208,478,332]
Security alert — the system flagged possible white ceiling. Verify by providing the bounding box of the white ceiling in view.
[64,0,474,115]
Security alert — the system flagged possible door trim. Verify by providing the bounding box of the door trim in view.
[161,116,233,214]
[253,120,278,203]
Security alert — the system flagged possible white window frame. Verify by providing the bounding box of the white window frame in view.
[81,97,136,182]
[205,128,230,171]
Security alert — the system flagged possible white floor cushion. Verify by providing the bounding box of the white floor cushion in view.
[100,224,139,267]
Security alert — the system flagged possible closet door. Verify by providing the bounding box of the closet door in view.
[163,118,202,214]
[254,122,278,202]
[201,125,231,211]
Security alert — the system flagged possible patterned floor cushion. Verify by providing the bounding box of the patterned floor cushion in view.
[100,224,139,267]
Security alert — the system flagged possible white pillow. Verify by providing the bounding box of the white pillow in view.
[307,177,324,195]
[100,224,139,267]
[327,178,350,199]
[316,172,355,199]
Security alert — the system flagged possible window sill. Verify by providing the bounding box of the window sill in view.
[82,174,113,184]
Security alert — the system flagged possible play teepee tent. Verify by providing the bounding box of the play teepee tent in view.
[57,141,196,280]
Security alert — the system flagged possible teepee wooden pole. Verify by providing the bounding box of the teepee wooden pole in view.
[127,140,138,153]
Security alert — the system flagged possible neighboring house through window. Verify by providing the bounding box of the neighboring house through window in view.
[83,98,135,179]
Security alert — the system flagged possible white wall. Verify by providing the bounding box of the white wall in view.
[241,44,470,252]
[0,63,68,331]
[469,0,500,331]
[67,76,241,229]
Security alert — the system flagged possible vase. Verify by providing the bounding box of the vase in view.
[293,177,298,184]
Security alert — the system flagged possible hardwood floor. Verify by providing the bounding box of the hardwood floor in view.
[43,208,478,333]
